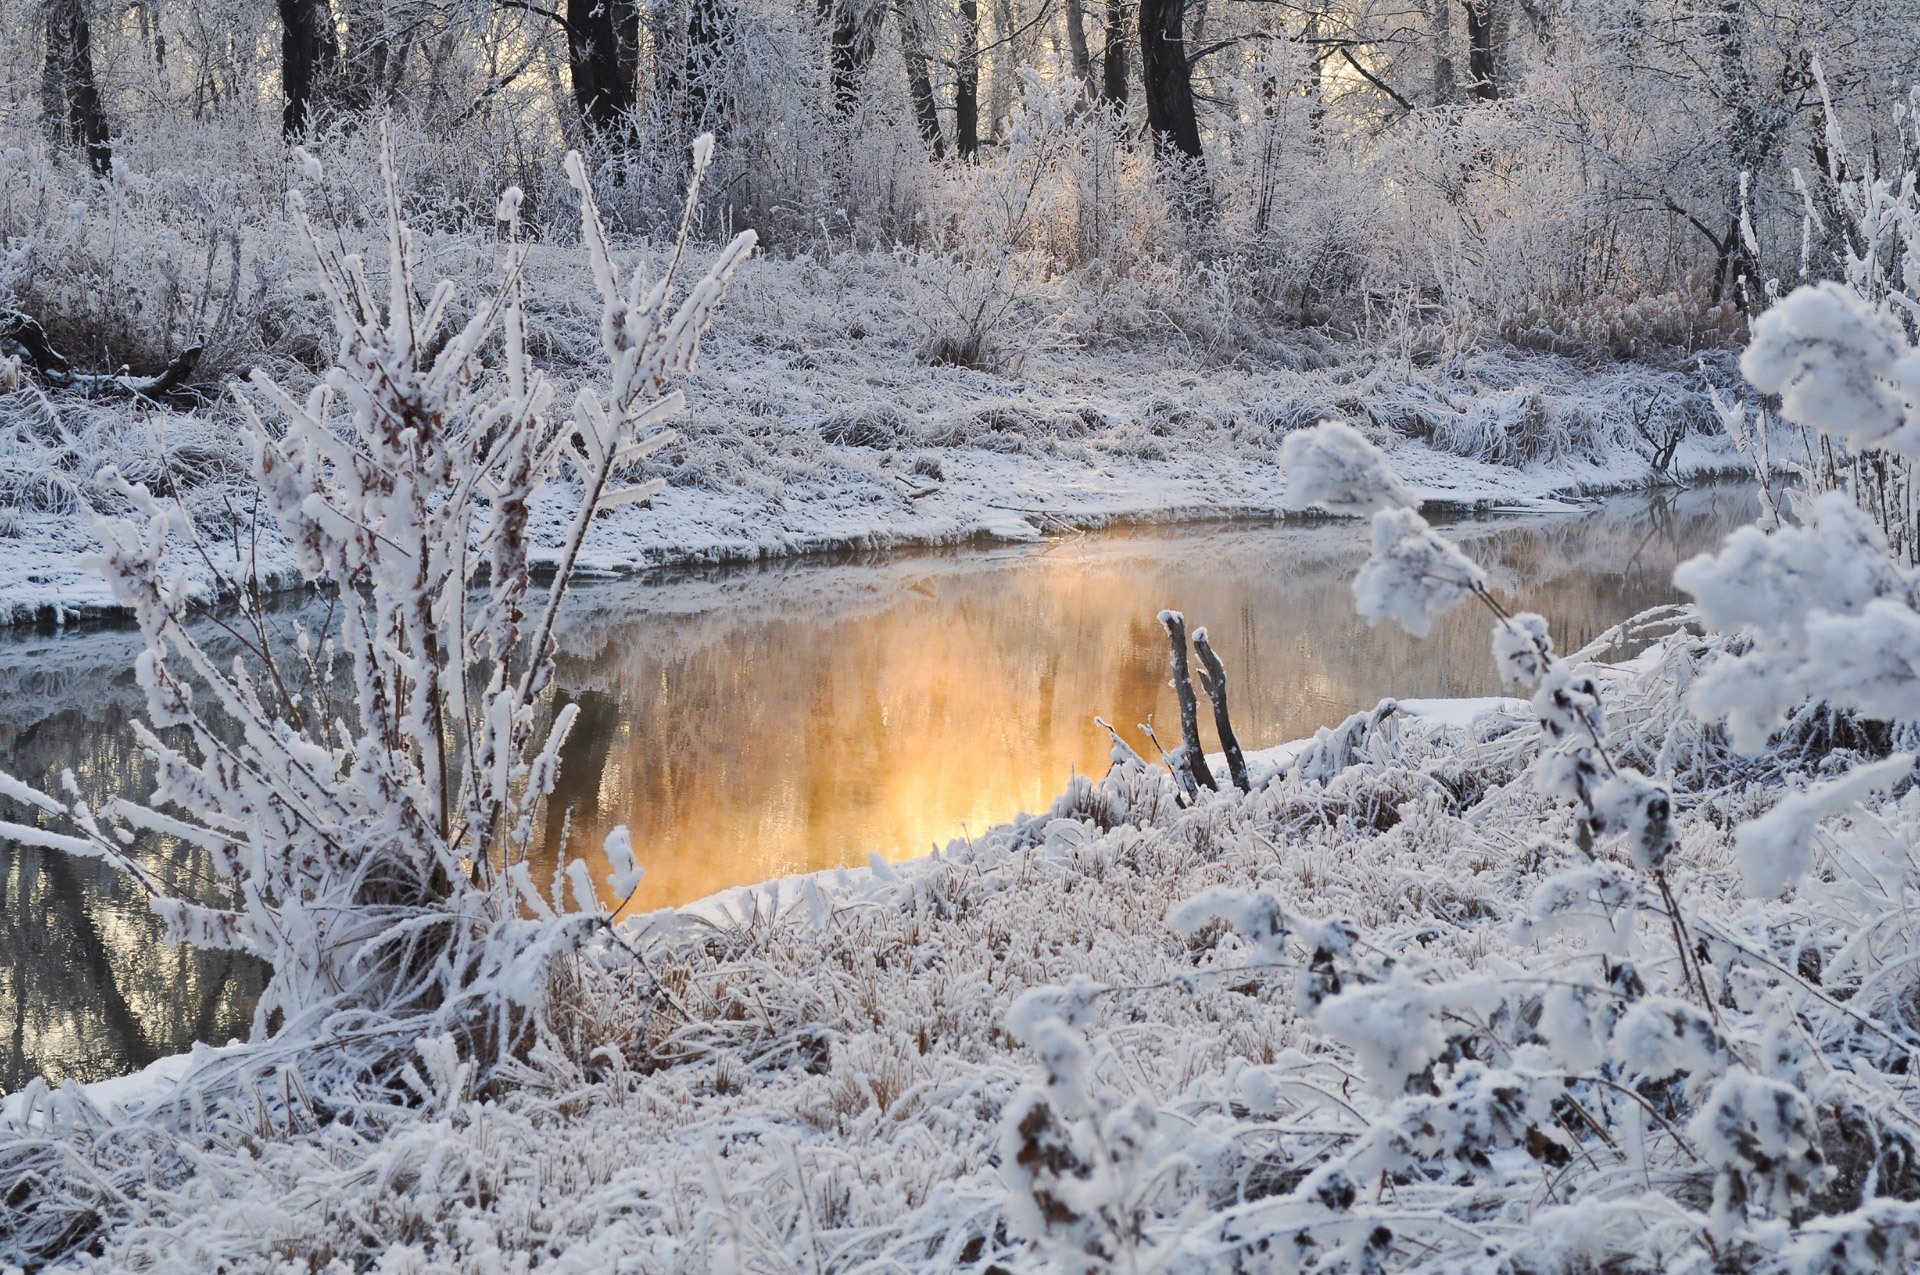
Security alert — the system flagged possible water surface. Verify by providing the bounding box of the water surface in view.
[0,485,1755,1089]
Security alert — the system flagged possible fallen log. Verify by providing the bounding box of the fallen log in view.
[0,309,204,401]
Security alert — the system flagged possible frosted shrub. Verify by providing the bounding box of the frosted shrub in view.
[999,982,1190,1274]
[0,132,753,1071]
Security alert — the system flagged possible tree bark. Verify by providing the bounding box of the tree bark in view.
[1,308,204,400]
[1160,610,1219,792]
[1137,0,1202,161]
[42,0,113,174]
[1101,0,1128,106]
[278,0,341,138]
[685,0,728,136]
[1710,0,1770,312]
[567,0,642,144]
[896,0,946,159]
[1192,627,1249,792]
[1063,0,1097,104]
[340,0,396,112]
[956,0,981,160]
[1466,0,1498,102]
[1430,0,1457,104]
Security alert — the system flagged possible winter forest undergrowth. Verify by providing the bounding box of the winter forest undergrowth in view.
[9,0,1920,1271]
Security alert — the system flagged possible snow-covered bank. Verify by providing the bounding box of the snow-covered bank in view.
[14,625,1918,1272]
[0,339,1738,626]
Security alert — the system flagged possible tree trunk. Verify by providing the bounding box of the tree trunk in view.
[1138,0,1202,160]
[1192,627,1249,793]
[1160,610,1219,793]
[1711,0,1768,313]
[896,0,946,158]
[1063,0,1097,103]
[567,0,642,144]
[1101,0,1128,106]
[1430,0,1457,104]
[820,0,875,117]
[1466,0,1498,102]
[42,0,113,173]
[956,0,981,160]
[278,0,340,137]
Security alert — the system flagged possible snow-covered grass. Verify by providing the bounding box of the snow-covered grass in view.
[7,622,1917,1272]
[0,250,1741,626]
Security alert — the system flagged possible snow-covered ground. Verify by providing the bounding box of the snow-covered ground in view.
[0,342,1737,625]
[0,236,1740,625]
[14,630,1917,1271]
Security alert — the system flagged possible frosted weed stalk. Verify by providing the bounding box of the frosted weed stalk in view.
[0,128,752,1259]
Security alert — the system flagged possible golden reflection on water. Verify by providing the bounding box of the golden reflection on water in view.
[0,485,1754,1087]
[543,486,1756,912]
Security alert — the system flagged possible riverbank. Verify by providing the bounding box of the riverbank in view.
[14,616,1916,1271]
[0,337,1739,626]
[0,488,1756,1091]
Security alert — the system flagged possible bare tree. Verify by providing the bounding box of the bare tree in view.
[1063,0,1097,103]
[41,0,112,173]
[957,0,981,160]
[821,0,876,116]
[340,0,403,112]
[1429,0,1457,103]
[1466,0,1497,101]
[897,0,946,158]
[278,0,340,137]
[685,0,730,137]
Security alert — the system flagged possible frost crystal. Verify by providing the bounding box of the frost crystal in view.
[1741,281,1920,455]
[1734,753,1914,896]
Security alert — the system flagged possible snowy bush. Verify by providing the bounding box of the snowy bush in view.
[0,130,752,1260]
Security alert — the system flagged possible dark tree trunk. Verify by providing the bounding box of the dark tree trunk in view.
[1138,0,1201,160]
[42,0,113,174]
[1711,0,1770,313]
[956,0,981,160]
[1160,611,1219,793]
[1431,0,1457,103]
[278,0,341,137]
[820,0,875,117]
[1466,0,1498,102]
[1191,628,1249,793]
[1101,0,1128,105]
[567,0,642,144]
[896,0,945,158]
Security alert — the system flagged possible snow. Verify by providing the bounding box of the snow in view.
[11,73,1920,1272]
[0,283,1742,626]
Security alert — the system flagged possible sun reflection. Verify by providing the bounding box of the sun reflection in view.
[1,484,1755,1087]
[540,486,1756,914]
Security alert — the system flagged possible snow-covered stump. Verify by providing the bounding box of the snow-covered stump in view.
[1191,625,1250,792]
[1158,609,1218,793]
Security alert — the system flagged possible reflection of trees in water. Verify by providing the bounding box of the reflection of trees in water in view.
[1,699,268,1091]
[0,484,1757,1087]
